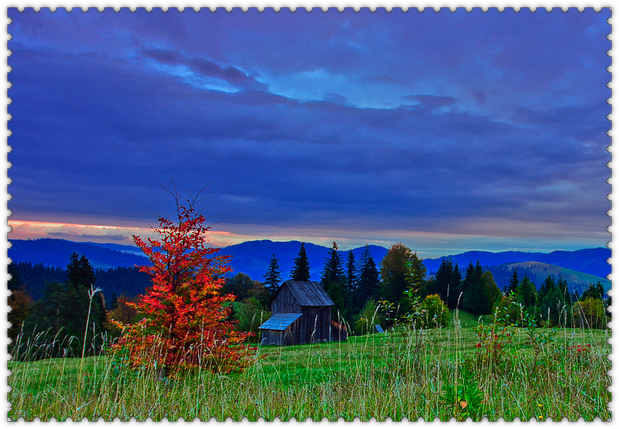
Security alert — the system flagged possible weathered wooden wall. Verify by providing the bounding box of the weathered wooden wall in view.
[299,306,331,343]
[271,285,301,313]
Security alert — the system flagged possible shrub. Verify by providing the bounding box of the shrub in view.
[400,293,449,329]
[492,293,524,326]
[419,294,449,328]
[233,297,270,341]
[354,299,384,334]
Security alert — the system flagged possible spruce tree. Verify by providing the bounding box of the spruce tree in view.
[406,253,426,295]
[538,276,561,325]
[433,259,451,302]
[448,263,463,309]
[508,270,519,294]
[321,242,347,318]
[346,250,357,293]
[462,262,494,315]
[481,271,502,314]
[355,246,380,313]
[517,276,538,311]
[66,254,106,353]
[291,243,310,281]
[264,254,281,295]
[582,282,604,301]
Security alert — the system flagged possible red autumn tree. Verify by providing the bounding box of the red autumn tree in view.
[112,203,253,374]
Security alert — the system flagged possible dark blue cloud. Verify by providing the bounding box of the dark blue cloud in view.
[7,8,611,251]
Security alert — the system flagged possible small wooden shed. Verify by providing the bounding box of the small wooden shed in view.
[259,280,338,346]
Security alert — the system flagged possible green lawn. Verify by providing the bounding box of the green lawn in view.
[9,317,610,421]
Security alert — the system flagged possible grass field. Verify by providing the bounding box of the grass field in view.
[9,312,611,421]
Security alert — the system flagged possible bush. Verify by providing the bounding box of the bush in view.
[233,297,270,341]
[354,299,384,334]
[492,293,525,326]
[419,294,449,328]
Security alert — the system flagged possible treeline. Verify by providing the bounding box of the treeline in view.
[9,254,108,360]
[10,262,150,301]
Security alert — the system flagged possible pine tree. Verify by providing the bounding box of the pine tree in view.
[346,251,357,293]
[462,262,496,315]
[321,242,347,319]
[66,253,106,352]
[407,252,426,296]
[581,281,604,301]
[508,270,519,294]
[291,243,310,281]
[538,276,562,325]
[264,254,281,295]
[517,276,538,311]
[433,259,452,303]
[448,263,463,309]
[481,271,502,314]
[354,246,380,314]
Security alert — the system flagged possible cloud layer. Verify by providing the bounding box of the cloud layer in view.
[7,9,611,255]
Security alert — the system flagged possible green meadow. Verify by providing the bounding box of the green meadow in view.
[9,312,610,421]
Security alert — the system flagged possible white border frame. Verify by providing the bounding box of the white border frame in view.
[1,3,613,426]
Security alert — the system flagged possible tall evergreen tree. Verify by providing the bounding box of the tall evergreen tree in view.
[581,281,604,301]
[321,242,348,319]
[481,271,502,314]
[264,254,281,295]
[66,253,106,352]
[538,276,562,325]
[291,243,310,281]
[557,278,571,304]
[517,276,537,311]
[407,253,427,295]
[354,246,380,314]
[462,262,498,315]
[432,259,452,303]
[448,263,463,309]
[508,270,519,294]
[346,251,357,293]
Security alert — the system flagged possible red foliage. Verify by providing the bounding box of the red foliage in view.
[111,204,254,374]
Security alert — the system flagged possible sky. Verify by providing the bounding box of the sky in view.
[7,9,611,257]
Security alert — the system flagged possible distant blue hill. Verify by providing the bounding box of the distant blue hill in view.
[9,238,610,288]
[9,238,149,269]
[423,248,610,280]
[487,261,611,296]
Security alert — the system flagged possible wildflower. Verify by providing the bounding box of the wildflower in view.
[459,400,468,409]
[476,342,481,348]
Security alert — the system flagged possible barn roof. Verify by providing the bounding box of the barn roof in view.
[282,280,335,307]
[259,313,302,331]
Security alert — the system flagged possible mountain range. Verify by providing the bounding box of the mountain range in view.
[9,238,610,295]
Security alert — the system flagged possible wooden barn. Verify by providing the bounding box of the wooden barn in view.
[259,280,346,346]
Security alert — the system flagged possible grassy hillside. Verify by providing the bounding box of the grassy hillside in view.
[9,316,610,421]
